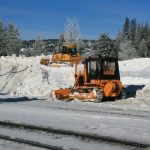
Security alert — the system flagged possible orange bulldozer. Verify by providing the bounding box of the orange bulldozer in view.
[51,55,126,102]
[40,44,81,67]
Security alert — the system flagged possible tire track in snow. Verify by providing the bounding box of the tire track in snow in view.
[0,121,148,150]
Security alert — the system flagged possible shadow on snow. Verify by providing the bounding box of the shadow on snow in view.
[0,96,43,103]
[125,84,145,98]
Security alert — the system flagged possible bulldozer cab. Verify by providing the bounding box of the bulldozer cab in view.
[86,57,120,82]
[51,43,81,66]
[60,44,77,56]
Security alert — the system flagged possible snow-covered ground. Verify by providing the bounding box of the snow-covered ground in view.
[0,101,150,146]
[0,56,150,149]
[0,55,150,112]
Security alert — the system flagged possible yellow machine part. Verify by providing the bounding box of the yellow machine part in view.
[52,53,81,65]
[51,88,71,100]
[63,44,77,48]
[51,88,98,102]
[51,80,123,102]
[40,59,50,65]
[103,81,123,97]
[103,82,116,97]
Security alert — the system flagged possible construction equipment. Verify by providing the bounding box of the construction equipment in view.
[40,44,81,66]
[51,55,125,102]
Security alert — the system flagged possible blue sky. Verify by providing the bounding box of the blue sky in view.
[0,0,150,40]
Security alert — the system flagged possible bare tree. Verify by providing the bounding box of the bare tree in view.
[64,17,80,44]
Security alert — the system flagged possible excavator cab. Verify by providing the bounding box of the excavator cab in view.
[51,56,125,102]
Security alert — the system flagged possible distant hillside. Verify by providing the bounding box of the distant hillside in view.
[22,39,59,48]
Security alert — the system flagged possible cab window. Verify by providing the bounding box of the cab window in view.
[87,61,98,78]
[69,48,77,55]
[103,61,115,75]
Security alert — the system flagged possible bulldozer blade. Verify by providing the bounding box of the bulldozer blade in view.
[40,59,50,65]
[51,88,71,100]
[48,62,72,67]
[51,88,103,102]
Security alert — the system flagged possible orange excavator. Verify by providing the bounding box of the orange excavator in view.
[40,44,81,66]
[51,55,126,102]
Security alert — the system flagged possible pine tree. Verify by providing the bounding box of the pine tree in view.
[147,36,150,56]
[134,28,141,50]
[139,23,148,40]
[5,22,22,56]
[113,39,120,58]
[123,17,130,39]
[130,19,137,41]
[116,17,150,59]
[139,39,148,57]
[58,33,65,50]
[115,30,123,51]
[144,22,149,39]
[0,21,7,56]
[96,33,114,57]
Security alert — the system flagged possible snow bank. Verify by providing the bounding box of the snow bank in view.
[136,83,150,98]
[0,55,74,97]
[119,58,150,84]
[119,58,150,98]
[0,56,150,99]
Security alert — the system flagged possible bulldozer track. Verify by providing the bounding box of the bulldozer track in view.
[0,121,149,150]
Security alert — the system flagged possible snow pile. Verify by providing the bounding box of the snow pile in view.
[136,83,150,98]
[119,58,150,85]
[119,58,150,98]
[12,64,50,97]
[0,56,74,97]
